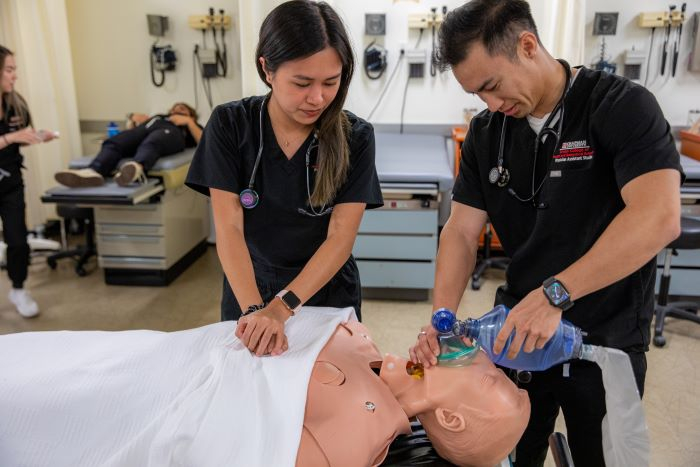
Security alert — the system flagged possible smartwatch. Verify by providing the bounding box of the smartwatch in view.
[275,289,301,316]
[542,277,574,311]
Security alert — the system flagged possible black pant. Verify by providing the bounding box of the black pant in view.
[221,256,362,321]
[0,164,29,289]
[512,352,647,467]
[89,119,185,176]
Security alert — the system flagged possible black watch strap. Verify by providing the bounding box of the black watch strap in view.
[542,277,574,311]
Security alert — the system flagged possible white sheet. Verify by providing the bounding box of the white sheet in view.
[0,306,355,467]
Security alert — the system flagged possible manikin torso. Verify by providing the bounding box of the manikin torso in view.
[296,322,412,467]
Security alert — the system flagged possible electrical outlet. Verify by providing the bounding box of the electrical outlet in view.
[406,49,427,78]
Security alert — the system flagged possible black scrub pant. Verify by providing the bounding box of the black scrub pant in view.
[221,256,362,321]
[0,164,29,289]
[89,120,185,176]
[512,352,647,467]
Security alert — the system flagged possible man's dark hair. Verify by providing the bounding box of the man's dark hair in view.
[434,0,540,71]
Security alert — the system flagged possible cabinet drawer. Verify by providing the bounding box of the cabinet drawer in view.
[94,204,162,225]
[657,249,700,268]
[357,260,435,289]
[354,235,437,260]
[99,256,167,270]
[97,234,165,257]
[97,223,164,236]
[359,210,437,235]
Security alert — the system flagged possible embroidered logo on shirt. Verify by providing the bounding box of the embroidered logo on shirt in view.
[554,139,595,163]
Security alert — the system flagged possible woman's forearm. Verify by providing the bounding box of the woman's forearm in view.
[286,231,356,304]
[216,226,264,311]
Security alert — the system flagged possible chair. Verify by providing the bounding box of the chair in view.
[471,222,510,290]
[548,432,574,467]
[653,216,700,347]
[47,205,96,277]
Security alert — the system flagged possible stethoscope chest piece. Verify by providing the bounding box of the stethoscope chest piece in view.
[240,188,260,209]
[489,166,510,187]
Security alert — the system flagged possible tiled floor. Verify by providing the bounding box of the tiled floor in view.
[1,247,698,466]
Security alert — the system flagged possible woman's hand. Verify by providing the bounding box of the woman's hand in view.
[235,299,291,356]
[8,128,42,146]
[167,114,193,127]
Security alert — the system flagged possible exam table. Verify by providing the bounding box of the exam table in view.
[41,149,208,285]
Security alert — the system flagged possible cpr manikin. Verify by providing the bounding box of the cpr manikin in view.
[0,308,529,467]
[298,321,530,467]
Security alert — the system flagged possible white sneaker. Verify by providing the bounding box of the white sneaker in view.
[114,161,146,187]
[54,168,104,188]
[9,288,39,318]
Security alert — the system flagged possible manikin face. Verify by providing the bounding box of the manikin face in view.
[451,33,545,118]
[260,47,343,127]
[380,351,530,467]
[381,350,528,416]
[1,54,17,94]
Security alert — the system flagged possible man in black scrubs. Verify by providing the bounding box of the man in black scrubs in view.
[409,1,683,465]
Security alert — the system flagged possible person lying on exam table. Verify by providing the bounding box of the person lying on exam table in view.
[54,102,202,188]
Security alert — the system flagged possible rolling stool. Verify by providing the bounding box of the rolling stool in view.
[46,205,96,277]
[471,222,510,290]
[653,216,700,347]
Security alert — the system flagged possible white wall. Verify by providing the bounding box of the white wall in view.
[331,0,483,126]
[64,1,699,128]
[329,0,583,126]
[585,0,700,125]
[65,0,243,123]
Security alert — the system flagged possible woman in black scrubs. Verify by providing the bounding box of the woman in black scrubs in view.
[0,45,57,318]
[186,0,382,356]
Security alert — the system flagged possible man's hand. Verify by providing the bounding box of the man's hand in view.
[167,114,193,127]
[408,324,440,368]
[492,288,562,359]
[235,299,291,356]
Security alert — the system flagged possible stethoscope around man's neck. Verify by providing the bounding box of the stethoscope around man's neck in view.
[488,59,572,210]
[239,96,330,216]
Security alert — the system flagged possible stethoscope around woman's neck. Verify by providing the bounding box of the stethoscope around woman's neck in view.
[488,59,572,210]
[239,96,329,216]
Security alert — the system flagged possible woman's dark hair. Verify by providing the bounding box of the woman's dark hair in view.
[434,0,540,71]
[170,102,198,121]
[255,0,355,207]
[0,45,30,127]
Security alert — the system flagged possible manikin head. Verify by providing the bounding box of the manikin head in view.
[381,351,530,467]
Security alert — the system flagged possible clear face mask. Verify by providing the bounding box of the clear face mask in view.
[436,333,480,367]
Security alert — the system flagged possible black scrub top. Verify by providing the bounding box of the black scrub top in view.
[453,67,684,351]
[186,95,383,270]
[0,106,30,169]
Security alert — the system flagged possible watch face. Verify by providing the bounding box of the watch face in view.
[283,291,301,310]
[546,282,569,305]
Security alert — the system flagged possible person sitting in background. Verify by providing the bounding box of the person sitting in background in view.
[54,102,202,188]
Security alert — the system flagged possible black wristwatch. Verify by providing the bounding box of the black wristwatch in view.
[275,289,301,316]
[542,277,574,311]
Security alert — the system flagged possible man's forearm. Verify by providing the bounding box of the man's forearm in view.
[558,203,680,302]
[432,224,480,312]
